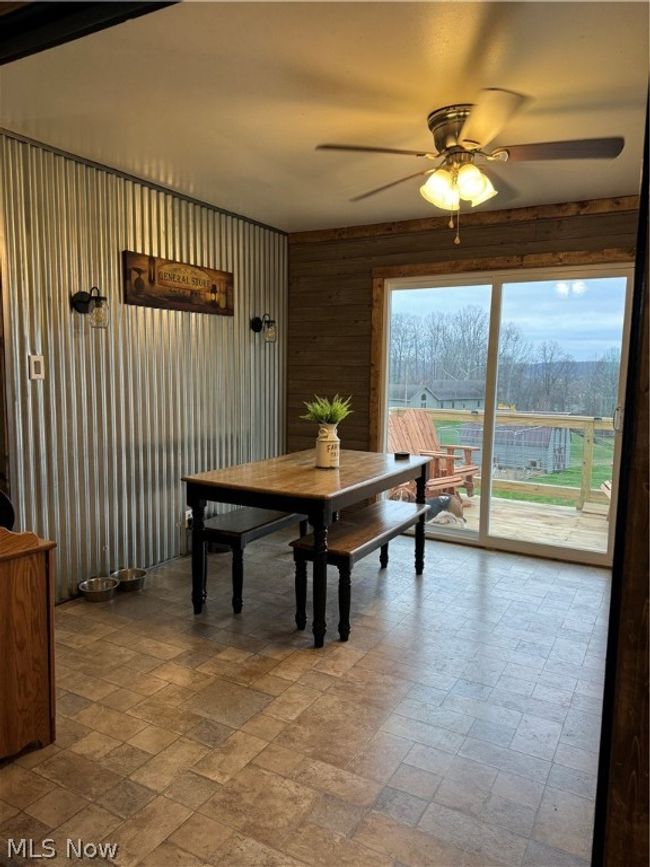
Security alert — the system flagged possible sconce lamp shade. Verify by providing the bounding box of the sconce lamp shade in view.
[89,297,109,329]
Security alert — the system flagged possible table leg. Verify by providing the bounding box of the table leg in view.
[232,547,244,614]
[191,499,206,614]
[415,471,426,576]
[312,522,328,648]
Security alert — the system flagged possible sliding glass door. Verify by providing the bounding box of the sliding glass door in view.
[386,266,631,565]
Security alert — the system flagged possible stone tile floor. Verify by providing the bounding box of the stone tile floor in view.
[0,530,609,866]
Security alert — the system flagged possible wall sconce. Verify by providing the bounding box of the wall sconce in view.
[70,286,109,329]
[250,313,277,344]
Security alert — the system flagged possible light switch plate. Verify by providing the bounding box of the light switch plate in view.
[28,354,45,380]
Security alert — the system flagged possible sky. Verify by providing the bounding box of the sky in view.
[390,276,627,361]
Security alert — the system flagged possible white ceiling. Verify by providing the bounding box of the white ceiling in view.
[0,2,647,232]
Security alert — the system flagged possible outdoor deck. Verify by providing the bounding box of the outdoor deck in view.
[429,495,610,553]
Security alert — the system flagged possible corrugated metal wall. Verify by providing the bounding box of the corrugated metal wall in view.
[0,133,287,601]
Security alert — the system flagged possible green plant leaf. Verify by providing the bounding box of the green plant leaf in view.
[300,394,353,424]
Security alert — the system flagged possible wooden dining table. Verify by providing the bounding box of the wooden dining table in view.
[183,449,430,647]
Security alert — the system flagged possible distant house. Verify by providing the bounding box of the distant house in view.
[389,385,438,408]
[389,381,484,410]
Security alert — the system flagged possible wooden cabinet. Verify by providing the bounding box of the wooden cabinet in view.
[0,528,56,759]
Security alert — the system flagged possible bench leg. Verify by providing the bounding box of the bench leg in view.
[415,517,426,575]
[379,543,389,569]
[191,500,207,614]
[295,557,307,630]
[337,564,351,642]
[232,547,244,614]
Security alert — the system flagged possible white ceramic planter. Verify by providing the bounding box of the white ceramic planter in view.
[315,423,340,468]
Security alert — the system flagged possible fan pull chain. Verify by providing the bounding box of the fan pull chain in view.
[454,209,461,245]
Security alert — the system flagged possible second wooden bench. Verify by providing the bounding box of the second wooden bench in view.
[289,499,429,641]
[201,508,307,612]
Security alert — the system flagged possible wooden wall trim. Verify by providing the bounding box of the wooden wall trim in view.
[368,277,386,453]
[372,247,635,280]
[368,247,636,453]
[290,196,640,244]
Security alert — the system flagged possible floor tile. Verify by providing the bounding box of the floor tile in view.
[105,794,192,867]
[162,770,221,810]
[283,820,393,866]
[97,779,156,818]
[126,725,179,755]
[25,786,88,827]
[353,810,466,867]
[388,763,441,800]
[34,752,122,799]
[199,764,318,849]
[0,764,56,808]
[167,812,233,861]
[308,792,366,836]
[533,787,595,860]
[375,785,429,826]
[210,831,305,866]
[129,737,208,791]
[181,678,271,727]
[292,757,382,807]
[192,730,267,784]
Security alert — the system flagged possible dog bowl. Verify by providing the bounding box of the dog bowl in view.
[78,576,119,602]
[111,568,147,592]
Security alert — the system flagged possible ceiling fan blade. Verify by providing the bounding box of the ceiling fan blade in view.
[317,143,435,158]
[501,137,625,161]
[350,169,432,202]
[459,88,529,150]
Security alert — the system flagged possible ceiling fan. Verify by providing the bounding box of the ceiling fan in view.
[317,89,624,243]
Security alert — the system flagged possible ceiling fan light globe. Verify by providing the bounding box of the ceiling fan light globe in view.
[419,183,459,211]
[422,168,453,196]
[457,163,487,199]
[470,176,498,207]
[419,169,460,210]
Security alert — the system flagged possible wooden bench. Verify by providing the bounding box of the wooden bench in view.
[289,500,429,641]
[200,508,307,613]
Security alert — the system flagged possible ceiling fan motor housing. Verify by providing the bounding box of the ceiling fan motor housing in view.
[426,104,473,154]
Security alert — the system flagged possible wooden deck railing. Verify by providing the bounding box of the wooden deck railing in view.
[388,407,614,510]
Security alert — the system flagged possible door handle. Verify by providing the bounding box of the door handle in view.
[613,405,624,432]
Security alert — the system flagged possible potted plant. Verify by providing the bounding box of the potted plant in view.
[301,394,352,468]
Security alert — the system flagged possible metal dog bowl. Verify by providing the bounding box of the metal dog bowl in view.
[112,568,147,592]
[78,576,120,602]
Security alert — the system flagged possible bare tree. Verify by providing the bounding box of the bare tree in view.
[528,341,575,412]
[497,323,532,407]
[585,348,621,416]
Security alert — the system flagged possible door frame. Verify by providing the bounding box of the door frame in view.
[370,250,635,567]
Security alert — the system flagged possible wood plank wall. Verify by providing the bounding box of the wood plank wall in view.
[287,197,639,452]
